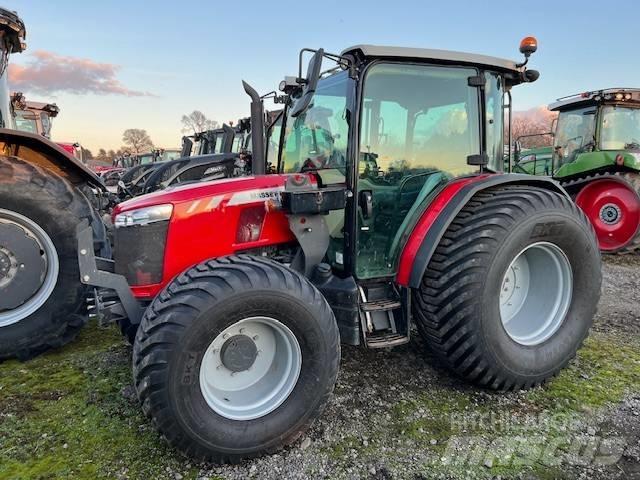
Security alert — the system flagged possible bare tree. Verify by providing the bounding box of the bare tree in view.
[511,107,557,149]
[81,147,93,160]
[122,129,154,155]
[181,110,219,134]
[96,148,108,162]
[107,149,116,161]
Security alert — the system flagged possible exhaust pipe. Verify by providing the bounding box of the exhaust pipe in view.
[242,80,265,175]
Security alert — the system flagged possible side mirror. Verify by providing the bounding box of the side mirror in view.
[524,69,539,83]
[290,49,324,118]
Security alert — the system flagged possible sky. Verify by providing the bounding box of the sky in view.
[9,0,640,152]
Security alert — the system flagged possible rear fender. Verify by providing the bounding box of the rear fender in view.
[0,128,103,189]
[396,174,568,288]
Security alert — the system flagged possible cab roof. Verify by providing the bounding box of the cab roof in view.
[341,44,521,74]
[23,101,60,116]
[549,88,640,111]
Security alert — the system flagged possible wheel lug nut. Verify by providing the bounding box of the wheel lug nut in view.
[253,335,259,341]
[222,333,229,339]
[216,364,223,370]
[239,328,245,334]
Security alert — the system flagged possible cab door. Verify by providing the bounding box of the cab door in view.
[355,63,483,279]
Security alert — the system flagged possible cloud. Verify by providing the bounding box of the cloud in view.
[8,50,156,97]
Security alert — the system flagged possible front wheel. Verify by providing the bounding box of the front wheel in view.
[414,185,601,390]
[133,255,340,462]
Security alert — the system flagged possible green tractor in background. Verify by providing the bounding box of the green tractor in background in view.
[513,88,640,253]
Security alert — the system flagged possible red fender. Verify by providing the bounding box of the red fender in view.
[396,174,568,288]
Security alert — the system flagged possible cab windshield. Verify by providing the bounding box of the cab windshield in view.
[600,105,640,151]
[139,154,155,164]
[553,107,596,165]
[280,71,350,175]
[160,150,182,162]
[14,111,38,134]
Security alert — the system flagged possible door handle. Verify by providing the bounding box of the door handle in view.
[359,190,373,219]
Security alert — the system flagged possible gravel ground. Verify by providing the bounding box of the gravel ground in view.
[194,256,640,480]
[1,256,638,480]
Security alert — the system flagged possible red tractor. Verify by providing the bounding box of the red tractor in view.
[0,9,110,360]
[79,40,602,462]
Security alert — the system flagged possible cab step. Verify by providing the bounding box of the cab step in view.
[358,283,410,348]
[361,299,402,312]
[365,333,410,349]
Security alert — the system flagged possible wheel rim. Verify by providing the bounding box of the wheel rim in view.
[199,316,302,421]
[499,242,573,346]
[575,178,640,251]
[0,208,59,328]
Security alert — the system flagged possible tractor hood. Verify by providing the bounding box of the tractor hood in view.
[114,174,293,215]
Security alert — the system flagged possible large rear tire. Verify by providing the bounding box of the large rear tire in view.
[0,156,98,360]
[573,173,640,254]
[413,185,601,390]
[133,255,340,462]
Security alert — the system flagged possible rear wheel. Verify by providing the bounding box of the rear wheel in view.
[0,156,96,360]
[413,185,601,390]
[133,255,340,462]
[573,173,640,253]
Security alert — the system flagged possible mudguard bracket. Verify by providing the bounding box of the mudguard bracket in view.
[76,221,144,326]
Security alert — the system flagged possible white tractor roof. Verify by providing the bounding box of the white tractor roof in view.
[342,44,521,73]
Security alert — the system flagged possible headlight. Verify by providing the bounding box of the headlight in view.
[114,204,173,228]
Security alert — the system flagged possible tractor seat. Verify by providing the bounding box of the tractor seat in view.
[387,172,447,260]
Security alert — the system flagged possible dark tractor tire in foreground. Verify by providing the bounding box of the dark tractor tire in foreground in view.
[414,185,601,390]
[0,156,98,361]
[133,255,341,463]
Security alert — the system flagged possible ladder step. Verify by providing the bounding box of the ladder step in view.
[366,333,409,349]
[361,299,401,312]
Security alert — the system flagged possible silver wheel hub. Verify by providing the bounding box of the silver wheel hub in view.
[199,316,302,421]
[499,242,573,346]
[0,209,59,328]
[600,203,621,225]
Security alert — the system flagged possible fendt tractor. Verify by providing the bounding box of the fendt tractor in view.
[0,9,110,360]
[78,40,602,461]
[513,88,640,253]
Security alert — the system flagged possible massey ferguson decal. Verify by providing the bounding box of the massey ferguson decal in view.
[185,187,284,213]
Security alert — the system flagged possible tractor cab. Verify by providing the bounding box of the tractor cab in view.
[268,43,541,345]
[11,97,59,138]
[549,89,640,177]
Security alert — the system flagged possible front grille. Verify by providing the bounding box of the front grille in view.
[114,221,169,285]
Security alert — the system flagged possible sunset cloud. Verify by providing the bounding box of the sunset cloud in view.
[8,50,155,97]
